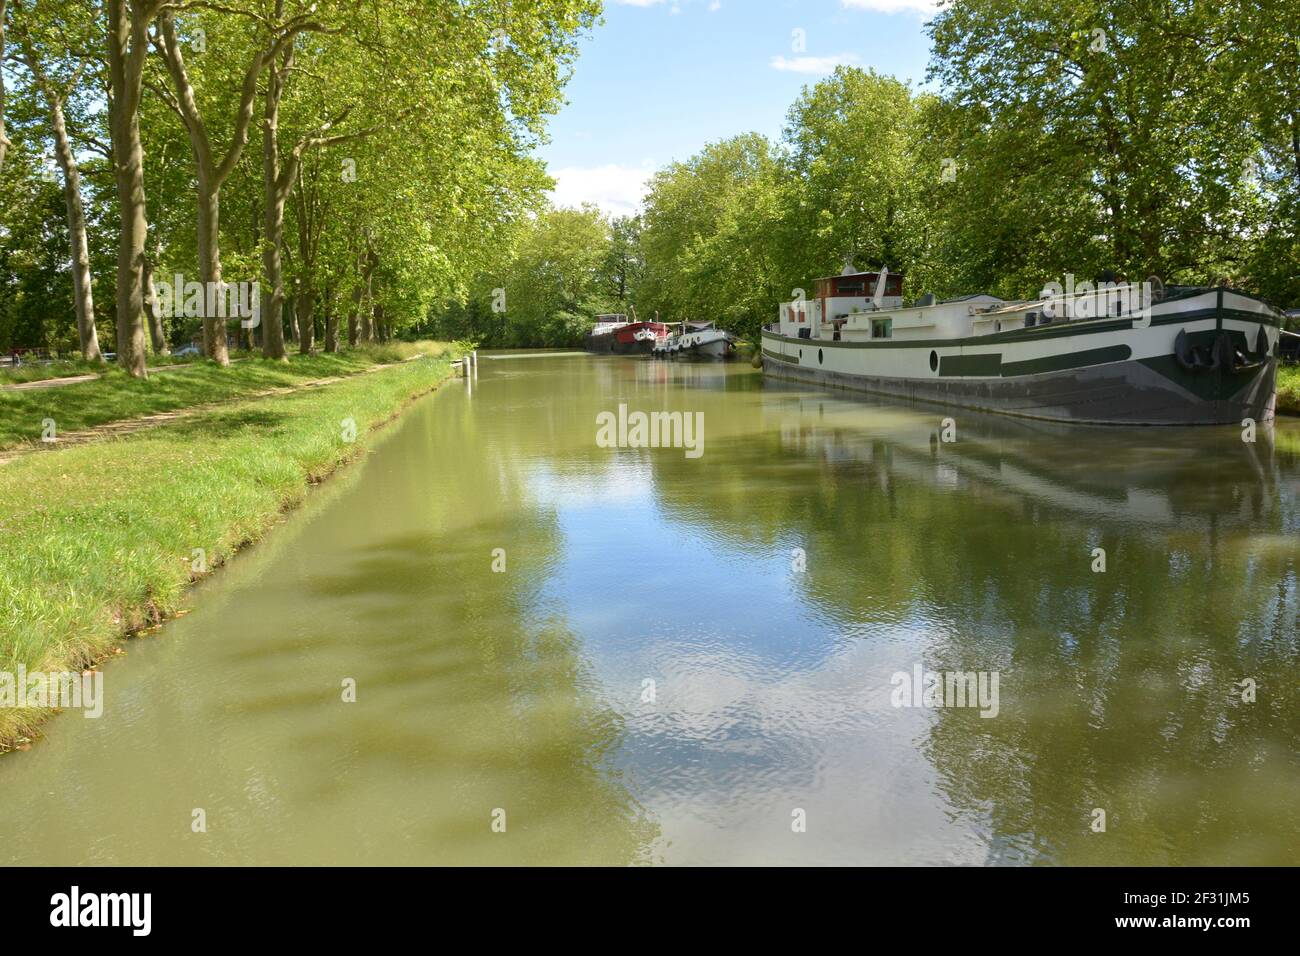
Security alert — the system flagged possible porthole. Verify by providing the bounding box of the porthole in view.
[929,350,939,372]
[818,349,824,365]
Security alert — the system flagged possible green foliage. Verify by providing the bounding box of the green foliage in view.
[0,151,75,349]
[427,205,621,348]
[922,0,1297,296]
[1279,365,1300,416]
[638,133,788,343]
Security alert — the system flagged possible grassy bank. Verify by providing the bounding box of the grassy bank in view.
[0,351,454,750]
[1278,364,1299,415]
[0,341,449,449]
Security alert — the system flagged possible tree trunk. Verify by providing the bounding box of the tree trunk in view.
[106,0,150,380]
[248,197,260,351]
[196,185,229,364]
[38,61,101,362]
[324,284,339,353]
[293,184,314,354]
[260,58,289,361]
[347,282,361,347]
[359,247,377,342]
[346,245,363,346]
[0,0,9,176]
[142,249,169,355]
[295,288,314,354]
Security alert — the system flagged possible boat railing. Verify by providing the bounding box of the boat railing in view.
[1033,282,1154,322]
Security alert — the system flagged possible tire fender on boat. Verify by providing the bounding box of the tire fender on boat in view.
[1174,328,1208,372]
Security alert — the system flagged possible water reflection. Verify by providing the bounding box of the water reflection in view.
[645,371,1299,864]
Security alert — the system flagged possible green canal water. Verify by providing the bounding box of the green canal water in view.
[2,355,1297,865]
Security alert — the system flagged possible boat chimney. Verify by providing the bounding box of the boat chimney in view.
[872,266,890,310]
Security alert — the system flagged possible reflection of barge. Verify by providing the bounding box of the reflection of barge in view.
[761,265,1283,425]
[586,314,668,356]
[759,392,1286,533]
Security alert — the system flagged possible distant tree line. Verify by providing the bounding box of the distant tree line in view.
[422,205,643,348]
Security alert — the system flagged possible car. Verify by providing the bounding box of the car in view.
[172,344,201,357]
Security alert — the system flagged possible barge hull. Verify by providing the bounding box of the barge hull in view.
[760,352,1275,425]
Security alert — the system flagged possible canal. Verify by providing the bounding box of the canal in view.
[2,355,1297,864]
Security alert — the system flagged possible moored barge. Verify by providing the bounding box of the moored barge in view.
[760,266,1282,425]
[586,314,668,356]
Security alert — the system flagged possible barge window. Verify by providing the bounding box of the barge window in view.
[872,318,892,339]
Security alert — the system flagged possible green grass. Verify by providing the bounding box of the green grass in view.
[0,341,454,449]
[1277,364,1299,415]
[0,351,453,749]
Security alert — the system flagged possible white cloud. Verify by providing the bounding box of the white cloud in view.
[610,0,714,7]
[548,163,654,218]
[840,0,939,14]
[769,53,861,74]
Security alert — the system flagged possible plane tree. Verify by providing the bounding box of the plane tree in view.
[6,0,105,360]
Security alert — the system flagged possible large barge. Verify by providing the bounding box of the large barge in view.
[760,266,1282,425]
[586,314,668,356]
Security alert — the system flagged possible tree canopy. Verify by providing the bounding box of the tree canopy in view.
[0,0,600,369]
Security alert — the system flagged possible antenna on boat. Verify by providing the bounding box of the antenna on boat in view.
[872,266,889,310]
[841,254,857,276]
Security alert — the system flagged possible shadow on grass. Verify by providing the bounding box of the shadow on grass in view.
[163,406,290,438]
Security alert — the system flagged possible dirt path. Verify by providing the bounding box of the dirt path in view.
[0,358,256,392]
[1,373,101,390]
[0,358,425,466]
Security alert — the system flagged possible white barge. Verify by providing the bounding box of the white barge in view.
[654,321,738,360]
[760,266,1282,425]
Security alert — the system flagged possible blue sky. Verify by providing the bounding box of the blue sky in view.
[541,0,936,217]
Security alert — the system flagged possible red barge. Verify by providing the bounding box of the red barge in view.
[585,314,668,355]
